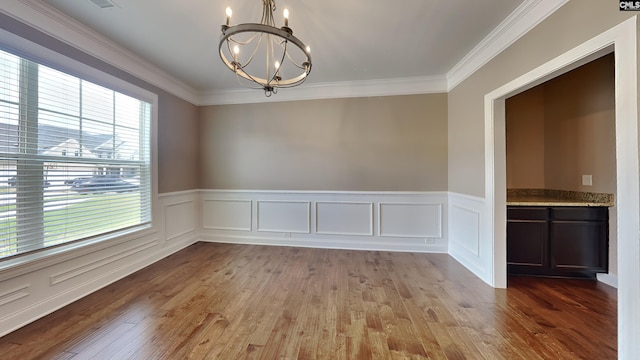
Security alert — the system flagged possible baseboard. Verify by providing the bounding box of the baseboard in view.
[596,273,618,288]
[201,234,448,253]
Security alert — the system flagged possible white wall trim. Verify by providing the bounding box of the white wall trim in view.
[447,0,569,91]
[0,284,30,307]
[315,201,374,236]
[49,239,158,286]
[448,192,490,283]
[484,16,639,358]
[200,190,448,254]
[597,273,618,289]
[378,203,443,238]
[256,200,312,234]
[0,0,199,104]
[201,199,253,231]
[198,76,448,106]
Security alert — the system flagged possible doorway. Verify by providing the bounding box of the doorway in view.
[484,17,639,356]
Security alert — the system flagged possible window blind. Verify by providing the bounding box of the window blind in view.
[0,49,151,259]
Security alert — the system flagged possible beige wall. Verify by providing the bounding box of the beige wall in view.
[448,0,632,197]
[199,94,448,191]
[158,96,199,193]
[506,54,616,194]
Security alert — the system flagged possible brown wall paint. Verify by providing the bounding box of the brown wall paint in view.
[199,94,448,191]
[506,54,616,194]
[506,86,546,189]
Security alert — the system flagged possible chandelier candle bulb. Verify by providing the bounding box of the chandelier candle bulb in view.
[283,8,289,27]
[225,7,232,26]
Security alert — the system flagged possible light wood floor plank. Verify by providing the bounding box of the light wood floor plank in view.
[0,243,617,359]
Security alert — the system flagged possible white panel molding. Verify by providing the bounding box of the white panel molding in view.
[0,0,198,104]
[202,199,252,231]
[448,193,489,283]
[0,226,157,283]
[49,239,158,286]
[256,200,311,234]
[164,199,198,241]
[0,284,30,308]
[447,0,569,90]
[315,202,374,236]
[200,190,448,253]
[450,205,481,257]
[378,203,442,238]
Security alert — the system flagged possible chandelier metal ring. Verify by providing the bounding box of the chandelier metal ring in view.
[219,24,312,88]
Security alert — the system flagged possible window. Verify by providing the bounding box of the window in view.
[0,48,152,259]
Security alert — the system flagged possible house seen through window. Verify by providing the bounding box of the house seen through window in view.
[0,48,151,259]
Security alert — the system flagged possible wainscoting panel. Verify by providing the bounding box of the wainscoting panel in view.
[202,199,252,231]
[316,202,373,236]
[379,203,442,238]
[201,190,448,253]
[165,199,199,240]
[257,201,311,233]
[448,192,490,283]
[0,284,30,307]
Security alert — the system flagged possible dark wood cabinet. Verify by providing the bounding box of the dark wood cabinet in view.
[507,206,608,278]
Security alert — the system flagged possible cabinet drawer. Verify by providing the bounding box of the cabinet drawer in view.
[507,207,548,220]
[551,207,608,221]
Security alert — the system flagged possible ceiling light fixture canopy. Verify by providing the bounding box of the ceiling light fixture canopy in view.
[219,0,312,97]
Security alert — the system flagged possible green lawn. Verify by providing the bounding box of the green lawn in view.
[0,192,145,258]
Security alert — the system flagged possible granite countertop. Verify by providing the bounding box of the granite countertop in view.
[507,189,615,207]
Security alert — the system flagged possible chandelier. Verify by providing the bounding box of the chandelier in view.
[219,0,312,97]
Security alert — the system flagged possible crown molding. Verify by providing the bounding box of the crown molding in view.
[446,0,569,91]
[0,0,199,104]
[197,76,448,106]
[0,0,567,106]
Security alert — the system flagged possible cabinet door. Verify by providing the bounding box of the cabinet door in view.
[507,220,548,267]
[549,220,608,272]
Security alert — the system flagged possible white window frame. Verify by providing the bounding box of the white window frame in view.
[0,27,159,270]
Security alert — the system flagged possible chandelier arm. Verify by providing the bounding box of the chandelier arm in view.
[243,32,265,69]
[227,32,260,46]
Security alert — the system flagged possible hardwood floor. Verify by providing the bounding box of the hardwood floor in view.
[0,243,617,359]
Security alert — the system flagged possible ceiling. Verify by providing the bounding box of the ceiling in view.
[42,0,527,100]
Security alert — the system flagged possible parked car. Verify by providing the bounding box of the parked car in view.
[70,176,139,194]
[64,177,90,186]
[7,176,51,187]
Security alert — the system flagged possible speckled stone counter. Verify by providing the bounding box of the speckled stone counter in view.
[507,189,614,207]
